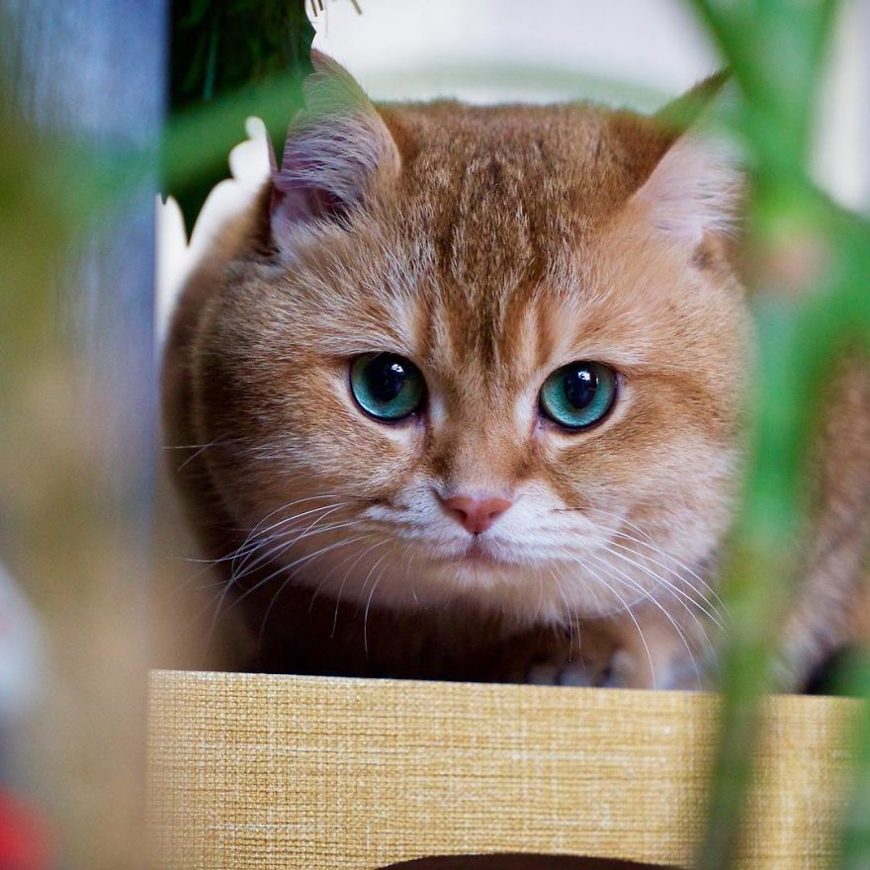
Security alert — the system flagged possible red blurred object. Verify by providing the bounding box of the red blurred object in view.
[0,790,52,870]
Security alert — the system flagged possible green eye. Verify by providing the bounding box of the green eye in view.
[350,353,426,421]
[539,361,617,430]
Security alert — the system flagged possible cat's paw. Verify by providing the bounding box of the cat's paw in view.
[525,662,594,687]
[655,657,713,691]
[522,648,635,689]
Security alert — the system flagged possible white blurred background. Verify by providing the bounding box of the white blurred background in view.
[312,0,869,208]
[158,0,869,338]
[314,0,717,103]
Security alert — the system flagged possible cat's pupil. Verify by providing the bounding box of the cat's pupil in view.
[367,356,406,402]
[563,366,597,409]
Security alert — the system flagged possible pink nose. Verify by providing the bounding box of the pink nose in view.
[441,495,513,535]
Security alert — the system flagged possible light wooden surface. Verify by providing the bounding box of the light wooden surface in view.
[148,670,857,869]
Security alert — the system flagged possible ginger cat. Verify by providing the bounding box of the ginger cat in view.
[162,52,870,691]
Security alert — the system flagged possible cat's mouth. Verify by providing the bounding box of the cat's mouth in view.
[434,538,515,568]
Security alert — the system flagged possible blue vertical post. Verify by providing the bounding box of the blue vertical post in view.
[5,0,165,508]
[3,1,167,866]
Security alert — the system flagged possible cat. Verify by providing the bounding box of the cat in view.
[162,51,870,691]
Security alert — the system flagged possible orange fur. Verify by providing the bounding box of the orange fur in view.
[162,55,869,690]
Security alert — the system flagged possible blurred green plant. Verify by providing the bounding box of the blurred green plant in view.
[684,2,870,869]
[169,0,316,226]
[0,79,152,870]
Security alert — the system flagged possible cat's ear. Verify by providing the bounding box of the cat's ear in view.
[628,73,741,245]
[269,50,400,254]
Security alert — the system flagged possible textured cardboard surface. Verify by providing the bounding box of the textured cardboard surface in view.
[148,670,856,869]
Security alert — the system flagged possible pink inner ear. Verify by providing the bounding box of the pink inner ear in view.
[268,113,397,247]
[632,136,740,244]
[268,51,401,251]
[269,134,354,232]
[270,173,347,230]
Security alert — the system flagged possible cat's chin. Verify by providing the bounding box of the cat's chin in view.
[405,544,621,620]
[429,538,516,568]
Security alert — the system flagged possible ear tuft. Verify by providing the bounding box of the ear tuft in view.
[629,72,742,245]
[632,134,742,244]
[270,50,400,254]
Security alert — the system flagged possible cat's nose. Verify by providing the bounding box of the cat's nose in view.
[441,494,513,535]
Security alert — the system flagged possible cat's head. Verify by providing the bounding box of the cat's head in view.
[187,53,750,625]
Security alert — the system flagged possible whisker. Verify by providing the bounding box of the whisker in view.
[256,532,369,650]
[557,506,725,609]
[195,520,363,649]
[405,548,420,604]
[163,436,250,471]
[201,571,242,666]
[184,496,343,569]
[229,520,367,605]
[243,492,343,538]
[567,553,657,689]
[609,528,726,611]
[229,496,345,572]
[182,496,346,661]
[586,506,657,544]
[534,564,546,622]
[174,438,249,471]
[307,534,377,611]
[585,550,702,690]
[603,523,726,611]
[231,503,348,581]
[332,538,391,637]
[547,564,579,658]
[362,548,395,657]
[598,540,725,631]
[396,541,418,605]
[597,544,720,677]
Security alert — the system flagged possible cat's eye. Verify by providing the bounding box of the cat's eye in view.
[539,361,617,430]
[350,353,427,421]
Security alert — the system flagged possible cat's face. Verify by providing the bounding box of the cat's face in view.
[192,56,749,625]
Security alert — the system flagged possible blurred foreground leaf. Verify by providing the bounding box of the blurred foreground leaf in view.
[169,0,314,227]
[687,2,870,869]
